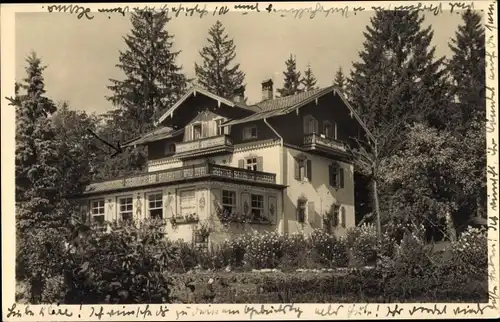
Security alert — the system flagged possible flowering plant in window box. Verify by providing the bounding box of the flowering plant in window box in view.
[248,215,272,225]
[213,200,251,225]
[184,213,199,223]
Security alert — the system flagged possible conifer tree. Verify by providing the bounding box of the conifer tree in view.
[348,10,450,157]
[277,54,303,97]
[195,20,246,99]
[107,10,189,135]
[448,9,485,128]
[301,64,318,91]
[333,67,346,93]
[10,52,62,230]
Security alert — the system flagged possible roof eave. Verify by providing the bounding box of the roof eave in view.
[156,86,237,126]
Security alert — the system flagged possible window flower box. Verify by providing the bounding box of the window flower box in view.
[169,213,199,228]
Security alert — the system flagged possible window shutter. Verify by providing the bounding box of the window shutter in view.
[201,122,208,137]
[238,159,245,168]
[294,158,300,180]
[328,165,333,186]
[303,116,309,134]
[306,159,312,181]
[308,201,315,224]
[341,206,346,228]
[256,156,264,171]
[314,119,319,133]
[339,167,345,188]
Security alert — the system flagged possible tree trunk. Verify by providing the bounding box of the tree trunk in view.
[372,177,382,242]
[445,211,457,242]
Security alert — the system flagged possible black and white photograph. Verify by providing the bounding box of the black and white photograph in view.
[1,1,499,319]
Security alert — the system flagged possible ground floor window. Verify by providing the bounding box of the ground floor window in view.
[179,189,196,216]
[119,196,133,222]
[251,194,265,221]
[91,199,105,224]
[147,192,163,220]
[222,190,236,214]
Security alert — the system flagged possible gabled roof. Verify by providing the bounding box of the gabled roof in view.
[122,126,184,147]
[223,86,376,143]
[156,86,259,125]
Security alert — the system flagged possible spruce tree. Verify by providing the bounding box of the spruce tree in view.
[333,67,346,93]
[448,9,485,128]
[301,64,318,91]
[107,10,189,135]
[195,20,246,99]
[348,10,450,157]
[277,54,303,97]
[10,52,62,231]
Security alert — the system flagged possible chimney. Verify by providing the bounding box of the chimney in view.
[232,86,245,103]
[261,79,273,101]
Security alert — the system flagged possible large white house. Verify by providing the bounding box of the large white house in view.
[77,80,375,245]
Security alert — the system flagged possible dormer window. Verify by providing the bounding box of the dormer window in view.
[165,142,176,155]
[193,124,202,140]
[242,126,257,140]
[215,119,223,136]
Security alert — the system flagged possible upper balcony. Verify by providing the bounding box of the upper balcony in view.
[83,162,280,195]
[302,133,347,157]
[175,135,234,159]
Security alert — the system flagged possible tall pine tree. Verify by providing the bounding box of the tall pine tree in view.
[448,10,485,129]
[195,20,246,99]
[10,52,63,231]
[107,10,189,135]
[301,64,318,91]
[348,10,450,157]
[277,54,303,97]
[333,67,346,93]
[347,11,450,238]
[447,10,486,221]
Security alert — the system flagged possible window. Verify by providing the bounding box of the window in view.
[148,192,163,220]
[165,143,176,155]
[193,124,202,140]
[251,194,264,221]
[119,197,133,222]
[215,119,223,136]
[91,199,105,224]
[323,121,336,139]
[179,189,196,216]
[246,158,258,171]
[294,156,312,181]
[303,115,318,134]
[242,126,257,140]
[222,190,236,215]
[328,163,344,188]
[297,198,307,223]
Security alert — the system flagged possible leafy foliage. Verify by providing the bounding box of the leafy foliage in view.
[194,20,246,99]
[277,54,303,97]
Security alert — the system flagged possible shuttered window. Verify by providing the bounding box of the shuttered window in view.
[340,206,346,228]
[297,198,307,223]
[294,157,312,182]
[328,163,344,188]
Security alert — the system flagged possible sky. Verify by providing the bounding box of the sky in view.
[15,10,464,115]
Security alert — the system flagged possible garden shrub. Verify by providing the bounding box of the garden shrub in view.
[346,224,378,266]
[16,227,68,303]
[309,229,349,267]
[241,231,285,269]
[449,226,488,277]
[63,219,177,304]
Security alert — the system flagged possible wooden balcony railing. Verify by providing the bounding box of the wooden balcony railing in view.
[84,162,276,194]
[303,133,346,152]
[175,135,233,158]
